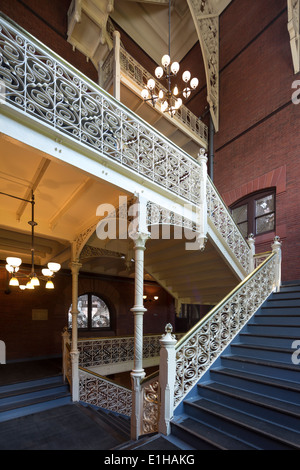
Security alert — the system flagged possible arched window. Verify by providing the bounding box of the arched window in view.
[230,189,276,238]
[68,293,111,330]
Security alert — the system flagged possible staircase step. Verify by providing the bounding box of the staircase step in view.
[230,343,294,363]
[198,382,300,432]
[171,415,257,450]
[246,323,300,336]
[221,355,300,382]
[210,367,300,403]
[183,399,300,450]
[239,332,295,348]
[96,408,131,439]
[0,375,71,422]
[252,314,300,325]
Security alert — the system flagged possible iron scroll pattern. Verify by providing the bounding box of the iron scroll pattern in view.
[141,376,160,435]
[173,254,276,409]
[79,369,132,416]
[0,16,201,205]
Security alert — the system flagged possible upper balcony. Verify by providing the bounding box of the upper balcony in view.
[0,13,250,308]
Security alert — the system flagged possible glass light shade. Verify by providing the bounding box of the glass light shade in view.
[143,295,147,300]
[9,276,19,286]
[46,280,54,289]
[161,100,168,112]
[42,268,53,277]
[175,98,182,109]
[30,275,40,286]
[19,285,26,290]
[161,54,170,68]
[155,66,164,79]
[154,296,159,300]
[147,78,155,90]
[173,85,179,96]
[182,70,191,83]
[183,87,191,99]
[6,257,22,267]
[47,262,61,272]
[5,264,14,273]
[141,88,149,100]
[190,77,199,89]
[158,89,164,100]
[26,280,34,289]
[169,107,176,116]
[171,62,180,75]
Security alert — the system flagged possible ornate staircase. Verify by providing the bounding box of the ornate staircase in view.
[167,281,300,450]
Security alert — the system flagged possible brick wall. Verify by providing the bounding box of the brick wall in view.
[0,268,175,361]
[214,0,300,281]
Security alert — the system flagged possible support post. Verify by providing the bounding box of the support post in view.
[69,260,82,401]
[247,233,255,272]
[130,231,150,440]
[272,236,282,292]
[158,324,177,435]
[113,30,121,100]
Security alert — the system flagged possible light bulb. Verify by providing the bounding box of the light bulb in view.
[171,62,180,75]
[158,89,164,100]
[141,88,149,100]
[6,257,22,268]
[31,275,40,286]
[173,85,179,96]
[155,66,163,79]
[5,264,14,273]
[161,100,168,112]
[175,98,182,109]
[182,70,191,83]
[42,268,53,277]
[161,54,170,68]
[19,285,26,290]
[147,78,155,90]
[46,280,54,289]
[190,77,199,89]
[154,296,159,300]
[47,262,61,272]
[9,276,19,286]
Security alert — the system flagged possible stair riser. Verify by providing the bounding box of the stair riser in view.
[170,423,219,450]
[0,376,64,394]
[279,287,300,293]
[230,345,294,364]
[183,403,290,450]
[252,315,300,325]
[239,334,294,348]
[246,324,300,336]
[271,293,300,300]
[221,357,300,382]
[0,395,72,422]
[209,371,300,404]
[265,300,300,307]
[199,387,300,432]
[0,385,69,407]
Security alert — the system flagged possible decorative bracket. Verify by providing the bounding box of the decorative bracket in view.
[288,0,300,74]
[187,0,219,131]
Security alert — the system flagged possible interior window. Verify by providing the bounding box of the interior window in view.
[68,293,111,330]
[231,189,275,238]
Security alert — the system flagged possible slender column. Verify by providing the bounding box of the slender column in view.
[247,233,255,272]
[272,236,282,292]
[130,231,150,440]
[113,30,121,101]
[158,324,177,435]
[69,260,82,401]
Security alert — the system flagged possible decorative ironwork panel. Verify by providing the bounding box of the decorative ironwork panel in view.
[141,376,159,435]
[79,369,132,416]
[173,254,276,408]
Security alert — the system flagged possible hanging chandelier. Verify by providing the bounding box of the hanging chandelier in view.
[141,0,199,116]
[1,191,61,290]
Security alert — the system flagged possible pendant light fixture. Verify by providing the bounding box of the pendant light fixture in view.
[1,191,61,290]
[141,0,199,116]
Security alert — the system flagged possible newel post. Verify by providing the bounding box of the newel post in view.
[272,236,282,292]
[158,324,177,435]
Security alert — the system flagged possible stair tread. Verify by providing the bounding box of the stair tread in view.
[222,354,300,371]
[0,381,66,400]
[187,399,300,448]
[212,367,300,392]
[232,343,292,353]
[200,382,300,417]
[174,416,257,450]
[0,390,71,413]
